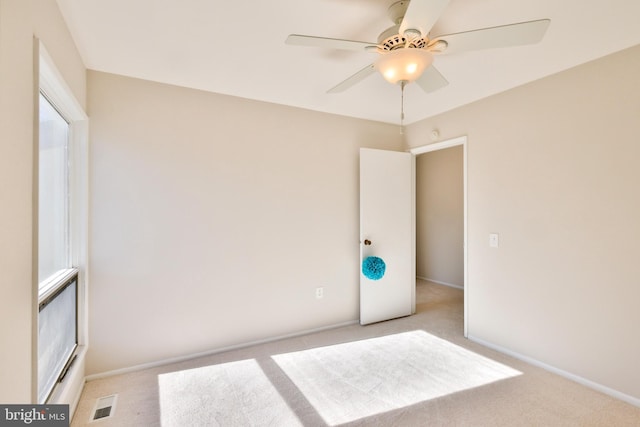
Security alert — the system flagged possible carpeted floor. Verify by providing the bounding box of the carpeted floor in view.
[272,330,522,425]
[71,280,640,426]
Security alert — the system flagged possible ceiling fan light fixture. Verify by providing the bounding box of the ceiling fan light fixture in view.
[375,48,433,85]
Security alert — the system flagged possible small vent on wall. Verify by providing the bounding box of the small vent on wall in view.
[91,394,117,422]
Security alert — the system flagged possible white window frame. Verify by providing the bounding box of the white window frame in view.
[37,41,89,408]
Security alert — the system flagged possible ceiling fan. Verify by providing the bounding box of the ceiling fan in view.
[286,0,550,94]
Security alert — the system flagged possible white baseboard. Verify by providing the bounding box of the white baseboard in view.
[468,335,640,408]
[417,276,464,290]
[86,319,360,381]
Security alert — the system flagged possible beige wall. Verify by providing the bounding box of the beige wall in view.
[86,71,402,374]
[416,146,464,286]
[406,45,640,400]
[0,0,85,403]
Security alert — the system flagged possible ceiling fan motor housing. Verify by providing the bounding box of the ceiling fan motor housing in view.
[379,32,428,50]
[379,1,433,51]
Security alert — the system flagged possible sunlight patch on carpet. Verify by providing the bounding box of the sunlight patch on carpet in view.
[272,330,522,426]
[158,359,302,427]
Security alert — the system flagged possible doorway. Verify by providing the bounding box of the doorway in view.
[409,136,469,337]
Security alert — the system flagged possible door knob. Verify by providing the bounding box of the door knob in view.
[363,239,372,246]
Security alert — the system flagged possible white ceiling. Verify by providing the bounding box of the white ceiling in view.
[56,0,640,125]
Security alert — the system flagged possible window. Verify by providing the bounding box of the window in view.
[38,93,71,285]
[37,92,78,403]
[37,43,88,405]
[38,275,77,404]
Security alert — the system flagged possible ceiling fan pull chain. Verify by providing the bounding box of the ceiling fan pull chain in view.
[400,80,406,134]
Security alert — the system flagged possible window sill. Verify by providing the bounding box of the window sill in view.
[47,345,87,417]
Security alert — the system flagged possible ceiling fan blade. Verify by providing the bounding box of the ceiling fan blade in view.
[286,34,377,52]
[434,19,550,55]
[416,65,449,93]
[399,0,450,38]
[327,64,376,93]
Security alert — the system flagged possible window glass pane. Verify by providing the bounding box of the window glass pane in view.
[38,279,77,403]
[39,93,70,283]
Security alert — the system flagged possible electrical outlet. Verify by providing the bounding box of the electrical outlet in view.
[315,287,324,299]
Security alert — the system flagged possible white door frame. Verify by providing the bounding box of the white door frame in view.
[409,136,468,337]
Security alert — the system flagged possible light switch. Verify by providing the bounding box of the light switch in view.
[489,233,499,248]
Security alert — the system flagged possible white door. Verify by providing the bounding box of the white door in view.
[360,148,415,325]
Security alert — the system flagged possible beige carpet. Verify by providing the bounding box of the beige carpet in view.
[272,330,521,425]
[71,280,640,426]
[158,359,302,426]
